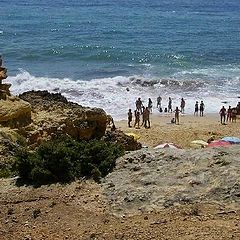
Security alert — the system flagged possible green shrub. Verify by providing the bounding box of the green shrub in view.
[16,134,27,147]
[0,158,18,178]
[15,136,124,185]
[0,166,12,178]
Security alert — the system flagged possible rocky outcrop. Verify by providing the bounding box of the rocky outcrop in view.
[0,56,10,100]
[19,91,108,145]
[102,146,240,214]
[0,67,7,81]
[0,128,20,177]
[103,130,142,151]
[0,97,31,128]
[0,57,31,128]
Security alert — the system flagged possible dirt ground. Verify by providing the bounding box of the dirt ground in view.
[0,178,239,240]
[1,114,240,239]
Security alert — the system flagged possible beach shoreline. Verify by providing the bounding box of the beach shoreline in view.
[115,112,240,148]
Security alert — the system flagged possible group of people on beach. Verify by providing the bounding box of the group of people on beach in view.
[156,96,203,124]
[194,101,205,117]
[128,96,184,128]
[219,104,239,124]
[127,96,239,128]
[156,96,178,113]
[128,97,152,129]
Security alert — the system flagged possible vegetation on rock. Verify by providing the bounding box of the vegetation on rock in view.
[14,136,124,185]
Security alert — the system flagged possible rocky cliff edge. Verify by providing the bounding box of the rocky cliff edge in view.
[102,146,240,215]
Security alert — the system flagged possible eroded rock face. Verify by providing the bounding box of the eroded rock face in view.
[103,130,142,151]
[0,65,11,100]
[0,97,31,128]
[102,146,240,215]
[0,67,7,80]
[19,91,108,145]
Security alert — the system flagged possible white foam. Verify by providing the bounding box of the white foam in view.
[8,69,240,120]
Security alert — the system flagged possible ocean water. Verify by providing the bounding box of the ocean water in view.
[1,0,240,119]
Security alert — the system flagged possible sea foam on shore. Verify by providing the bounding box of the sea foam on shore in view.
[9,70,239,120]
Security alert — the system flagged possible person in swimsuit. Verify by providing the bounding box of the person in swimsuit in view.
[174,107,181,124]
[128,109,132,127]
[194,101,199,116]
[180,98,185,114]
[199,101,205,117]
[219,106,227,124]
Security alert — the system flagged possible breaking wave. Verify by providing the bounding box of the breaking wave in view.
[8,69,240,120]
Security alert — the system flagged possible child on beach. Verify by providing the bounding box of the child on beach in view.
[171,118,175,124]
[174,107,181,124]
[128,109,132,127]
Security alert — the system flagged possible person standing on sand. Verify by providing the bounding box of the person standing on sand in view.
[141,106,146,126]
[226,106,232,122]
[157,96,162,111]
[148,98,153,113]
[231,108,237,123]
[180,98,185,114]
[128,109,132,127]
[134,111,140,129]
[143,107,150,128]
[135,98,143,114]
[194,101,199,116]
[174,107,181,124]
[237,102,240,115]
[168,97,172,113]
[219,106,227,124]
[199,101,205,117]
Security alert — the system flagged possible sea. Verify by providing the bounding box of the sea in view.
[1,0,240,119]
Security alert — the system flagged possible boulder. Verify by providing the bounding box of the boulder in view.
[0,97,31,128]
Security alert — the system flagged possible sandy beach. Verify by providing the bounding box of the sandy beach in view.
[116,113,240,148]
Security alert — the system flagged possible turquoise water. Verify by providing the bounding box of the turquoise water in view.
[1,0,240,118]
